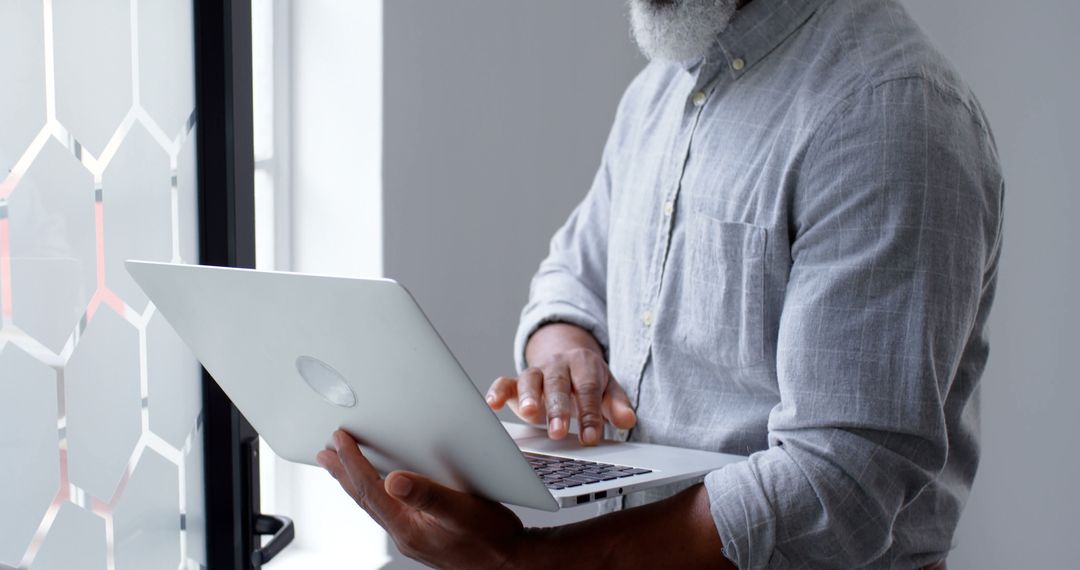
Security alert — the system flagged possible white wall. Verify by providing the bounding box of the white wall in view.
[899,1,1080,567]
[380,0,644,563]
[291,0,382,278]
[259,2,388,568]
[382,0,644,395]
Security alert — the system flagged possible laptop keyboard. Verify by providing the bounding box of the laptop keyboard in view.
[524,452,652,490]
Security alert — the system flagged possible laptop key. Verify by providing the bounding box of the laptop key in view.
[526,452,652,488]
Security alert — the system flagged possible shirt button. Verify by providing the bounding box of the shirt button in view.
[642,310,654,327]
[663,201,674,216]
[732,57,746,71]
[691,91,707,107]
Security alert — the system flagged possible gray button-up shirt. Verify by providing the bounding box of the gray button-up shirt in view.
[513,0,1004,568]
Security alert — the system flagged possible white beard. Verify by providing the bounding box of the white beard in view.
[629,0,740,63]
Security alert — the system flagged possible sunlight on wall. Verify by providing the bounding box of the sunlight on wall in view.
[251,0,387,567]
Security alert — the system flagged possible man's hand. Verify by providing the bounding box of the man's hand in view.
[319,429,733,569]
[316,430,528,569]
[485,323,636,445]
[315,429,730,565]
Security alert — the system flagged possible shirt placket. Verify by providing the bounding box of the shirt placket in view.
[619,62,728,441]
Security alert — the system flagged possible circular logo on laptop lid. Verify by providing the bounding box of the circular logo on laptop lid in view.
[295,355,357,408]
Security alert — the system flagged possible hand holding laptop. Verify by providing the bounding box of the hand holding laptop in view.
[311,322,652,567]
[311,320,709,568]
[317,429,528,569]
[485,323,637,446]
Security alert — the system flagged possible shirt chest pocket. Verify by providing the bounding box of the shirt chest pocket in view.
[671,214,766,368]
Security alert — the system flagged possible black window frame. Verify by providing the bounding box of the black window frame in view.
[193,1,266,568]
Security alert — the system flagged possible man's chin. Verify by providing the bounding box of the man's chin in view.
[629,0,738,63]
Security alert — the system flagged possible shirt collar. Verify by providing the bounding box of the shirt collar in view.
[680,0,827,76]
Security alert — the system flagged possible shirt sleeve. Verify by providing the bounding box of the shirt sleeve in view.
[704,77,1003,568]
[513,151,613,372]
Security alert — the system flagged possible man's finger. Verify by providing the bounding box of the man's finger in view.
[601,378,637,430]
[515,368,545,423]
[317,448,390,526]
[316,449,350,487]
[567,355,606,445]
[333,430,402,520]
[485,376,517,410]
[542,364,573,440]
[317,449,343,480]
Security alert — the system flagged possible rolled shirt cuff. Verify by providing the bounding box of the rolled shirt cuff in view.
[513,301,610,373]
[705,452,787,570]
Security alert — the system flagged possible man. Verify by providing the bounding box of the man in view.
[317,0,1003,567]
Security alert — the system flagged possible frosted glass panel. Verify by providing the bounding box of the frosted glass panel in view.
[0,345,59,565]
[146,311,203,448]
[29,504,107,570]
[65,307,143,501]
[184,422,208,568]
[0,1,205,568]
[7,140,97,354]
[0,0,46,177]
[103,124,174,311]
[52,0,133,156]
[137,0,197,137]
[177,132,200,268]
[113,451,181,570]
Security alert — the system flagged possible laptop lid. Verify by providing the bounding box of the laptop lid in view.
[126,261,559,511]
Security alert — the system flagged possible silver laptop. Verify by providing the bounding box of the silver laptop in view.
[126,261,743,511]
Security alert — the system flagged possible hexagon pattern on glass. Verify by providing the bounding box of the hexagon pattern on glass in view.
[64,307,143,501]
[146,311,202,449]
[183,421,208,568]
[7,140,96,354]
[137,0,196,138]
[0,344,59,566]
[113,450,182,570]
[176,131,200,265]
[52,0,134,157]
[0,0,46,178]
[27,504,108,570]
[103,123,174,311]
[0,0,204,567]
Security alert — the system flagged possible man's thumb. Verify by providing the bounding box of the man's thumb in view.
[385,472,456,516]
